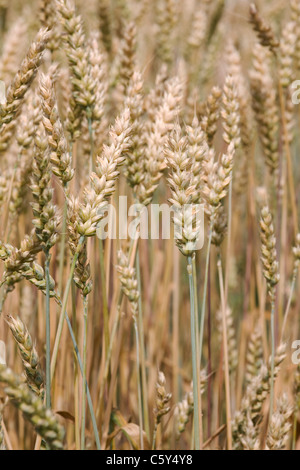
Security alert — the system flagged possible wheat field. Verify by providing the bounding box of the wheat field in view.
[0,0,299,451]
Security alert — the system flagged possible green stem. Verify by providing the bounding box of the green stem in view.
[217,254,232,449]
[136,250,150,441]
[51,236,85,381]
[81,295,88,450]
[57,199,68,298]
[133,316,144,449]
[187,254,202,450]
[0,285,8,317]
[152,421,158,450]
[199,226,213,366]
[44,249,51,409]
[71,281,80,449]
[99,239,109,357]
[281,271,297,341]
[97,293,122,418]
[96,231,139,418]
[269,299,275,422]
[64,307,101,450]
[192,254,203,445]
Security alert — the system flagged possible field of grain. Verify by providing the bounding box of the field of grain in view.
[0,0,299,451]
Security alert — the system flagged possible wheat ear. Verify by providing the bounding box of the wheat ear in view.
[6,315,44,397]
[249,3,279,54]
[152,371,172,449]
[0,365,64,450]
